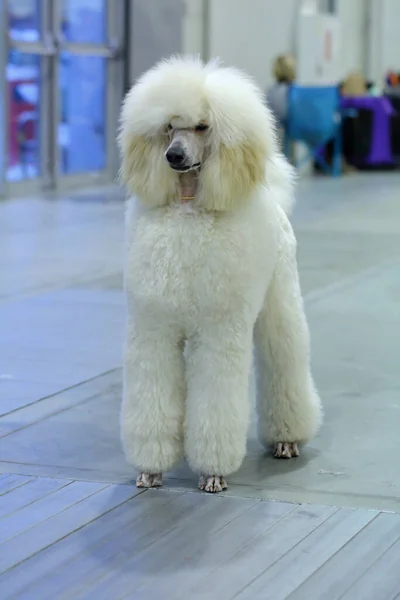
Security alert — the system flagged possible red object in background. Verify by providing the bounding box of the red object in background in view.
[8,79,36,166]
[7,66,38,167]
[6,27,40,169]
[387,71,400,88]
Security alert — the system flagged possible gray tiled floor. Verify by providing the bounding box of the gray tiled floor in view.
[1,174,400,598]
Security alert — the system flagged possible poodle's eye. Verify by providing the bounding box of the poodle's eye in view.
[195,123,209,132]
[166,124,173,132]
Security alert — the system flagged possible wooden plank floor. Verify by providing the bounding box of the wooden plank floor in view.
[2,181,400,598]
[0,474,399,600]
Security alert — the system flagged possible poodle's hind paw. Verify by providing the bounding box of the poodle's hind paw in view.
[198,475,228,493]
[136,472,163,488]
[274,442,300,459]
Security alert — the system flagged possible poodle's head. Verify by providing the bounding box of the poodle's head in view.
[119,56,278,211]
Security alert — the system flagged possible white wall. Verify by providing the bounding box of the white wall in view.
[337,0,366,77]
[128,0,184,85]
[202,0,366,89]
[365,0,400,85]
[208,0,298,90]
[381,0,400,71]
[128,0,400,88]
[182,0,205,56]
[127,0,206,84]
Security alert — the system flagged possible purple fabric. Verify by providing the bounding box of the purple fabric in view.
[341,96,395,165]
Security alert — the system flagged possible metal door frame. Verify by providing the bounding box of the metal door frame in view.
[0,1,6,197]
[51,0,124,191]
[1,0,125,197]
[1,0,53,197]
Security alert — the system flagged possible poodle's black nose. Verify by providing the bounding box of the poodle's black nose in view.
[166,146,185,167]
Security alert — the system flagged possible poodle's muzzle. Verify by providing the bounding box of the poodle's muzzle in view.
[165,143,200,172]
[164,130,203,172]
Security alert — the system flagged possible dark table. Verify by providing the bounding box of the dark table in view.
[340,96,396,166]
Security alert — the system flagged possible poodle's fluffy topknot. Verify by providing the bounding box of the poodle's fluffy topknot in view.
[119,55,293,213]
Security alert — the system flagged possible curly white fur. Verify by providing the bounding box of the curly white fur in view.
[119,56,322,485]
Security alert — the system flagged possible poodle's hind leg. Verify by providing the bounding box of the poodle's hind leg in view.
[184,323,253,493]
[254,225,322,458]
[121,320,186,486]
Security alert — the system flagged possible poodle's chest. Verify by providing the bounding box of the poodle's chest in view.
[125,210,274,313]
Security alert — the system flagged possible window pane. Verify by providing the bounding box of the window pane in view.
[8,0,41,41]
[6,50,41,181]
[59,54,106,174]
[61,0,107,44]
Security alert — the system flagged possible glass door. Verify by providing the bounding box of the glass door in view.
[1,0,124,195]
[53,0,124,188]
[3,0,53,193]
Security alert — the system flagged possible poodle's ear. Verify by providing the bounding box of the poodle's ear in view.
[198,138,268,212]
[118,131,177,207]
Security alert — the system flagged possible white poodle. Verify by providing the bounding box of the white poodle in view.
[119,56,322,493]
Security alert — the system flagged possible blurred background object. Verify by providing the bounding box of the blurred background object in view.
[266,54,296,126]
[341,72,368,97]
[1,0,400,195]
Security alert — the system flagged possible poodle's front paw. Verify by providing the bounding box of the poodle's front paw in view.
[198,475,228,493]
[274,442,300,459]
[136,472,163,488]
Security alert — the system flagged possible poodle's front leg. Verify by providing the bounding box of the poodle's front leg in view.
[254,227,322,458]
[121,319,185,486]
[184,323,253,492]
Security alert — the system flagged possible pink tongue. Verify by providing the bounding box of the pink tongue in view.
[180,174,198,202]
